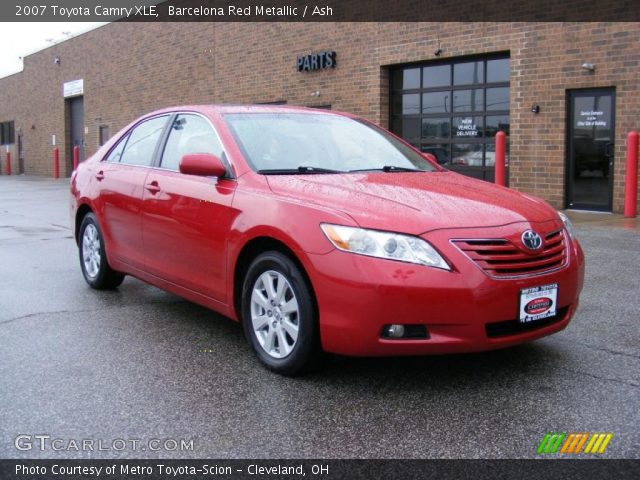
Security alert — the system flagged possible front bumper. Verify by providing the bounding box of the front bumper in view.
[304,221,585,356]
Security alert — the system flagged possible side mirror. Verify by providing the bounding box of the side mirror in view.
[179,153,227,177]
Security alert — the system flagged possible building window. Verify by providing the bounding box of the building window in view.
[0,121,15,145]
[390,55,510,181]
[99,125,110,146]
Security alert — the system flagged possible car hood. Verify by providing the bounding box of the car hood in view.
[266,171,559,234]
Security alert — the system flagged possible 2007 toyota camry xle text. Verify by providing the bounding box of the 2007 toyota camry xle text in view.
[70,105,585,374]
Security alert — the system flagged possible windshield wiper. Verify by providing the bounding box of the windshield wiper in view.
[349,165,425,173]
[257,166,343,175]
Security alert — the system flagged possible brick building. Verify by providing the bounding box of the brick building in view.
[0,21,638,213]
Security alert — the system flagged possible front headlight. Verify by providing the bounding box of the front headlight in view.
[320,223,451,270]
[558,212,576,239]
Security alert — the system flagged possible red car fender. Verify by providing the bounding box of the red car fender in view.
[224,211,347,322]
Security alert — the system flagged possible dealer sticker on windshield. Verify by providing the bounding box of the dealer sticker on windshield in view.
[519,283,558,323]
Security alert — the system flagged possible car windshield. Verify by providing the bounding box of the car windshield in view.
[223,112,437,174]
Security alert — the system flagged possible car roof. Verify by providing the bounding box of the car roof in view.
[142,104,351,118]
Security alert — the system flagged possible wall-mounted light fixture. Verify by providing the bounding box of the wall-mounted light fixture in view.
[54,56,61,65]
[531,104,540,114]
[581,62,595,72]
[434,33,442,57]
[310,90,320,97]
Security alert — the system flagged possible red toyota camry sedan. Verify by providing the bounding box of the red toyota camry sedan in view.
[71,105,585,374]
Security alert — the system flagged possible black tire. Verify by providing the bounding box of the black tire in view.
[241,251,320,375]
[78,212,125,289]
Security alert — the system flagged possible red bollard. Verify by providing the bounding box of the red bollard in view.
[624,131,639,218]
[4,151,10,176]
[73,146,79,171]
[53,147,60,179]
[495,131,506,186]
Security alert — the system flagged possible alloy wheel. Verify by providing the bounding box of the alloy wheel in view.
[82,223,101,279]
[250,270,300,359]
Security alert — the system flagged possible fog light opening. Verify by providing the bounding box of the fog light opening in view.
[381,324,429,339]
[384,324,405,338]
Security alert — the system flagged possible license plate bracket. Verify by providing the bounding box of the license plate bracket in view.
[519,283,558,323]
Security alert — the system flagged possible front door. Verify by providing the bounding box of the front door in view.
[566,88,615,211]
[141,113,236,304]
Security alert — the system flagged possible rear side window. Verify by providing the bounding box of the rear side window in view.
[160,114,224,171]
[119,116,168,167]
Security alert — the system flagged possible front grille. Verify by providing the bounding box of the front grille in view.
[452,229,567,278]
[485,306,569,337]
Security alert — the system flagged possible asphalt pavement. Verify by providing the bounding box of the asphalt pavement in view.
[0,176,638,459]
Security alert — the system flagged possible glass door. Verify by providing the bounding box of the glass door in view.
[567,89,615,211]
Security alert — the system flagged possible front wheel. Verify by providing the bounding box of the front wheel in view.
[78,213,125,289]
[241,251,320,375]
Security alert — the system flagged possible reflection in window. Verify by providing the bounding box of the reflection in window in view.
[487,58,510,83]
[484,142,509,167]
[392,117,421,140]
[486,87,510,111]
[486,115,510,137]
[402,68,420,89]
[452,144,483,167]
[454,61,484,85]
[422,118,450,139]
[423,65,451,88]
[421,144,450,165]
[402,94,420,114]
[453,89,484,112]
[422,91,450,113]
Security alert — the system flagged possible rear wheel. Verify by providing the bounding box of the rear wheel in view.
[78,213,124,289]
[241,251,320,375]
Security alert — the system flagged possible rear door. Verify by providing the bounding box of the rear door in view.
[96,115,169,269]
[141,113,237,303]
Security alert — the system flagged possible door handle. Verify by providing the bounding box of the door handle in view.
[145,181,161,194]
[95,171,105,181]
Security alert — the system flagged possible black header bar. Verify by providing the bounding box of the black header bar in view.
[1,459,640,480]
[3,0,640,22]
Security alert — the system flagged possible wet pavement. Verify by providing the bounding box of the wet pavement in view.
[0,176,638,459]
[565,209,639,231]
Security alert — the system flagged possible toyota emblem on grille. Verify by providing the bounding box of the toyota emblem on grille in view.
[521,230,543,250]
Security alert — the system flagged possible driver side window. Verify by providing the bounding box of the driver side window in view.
[160,114,224,171]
